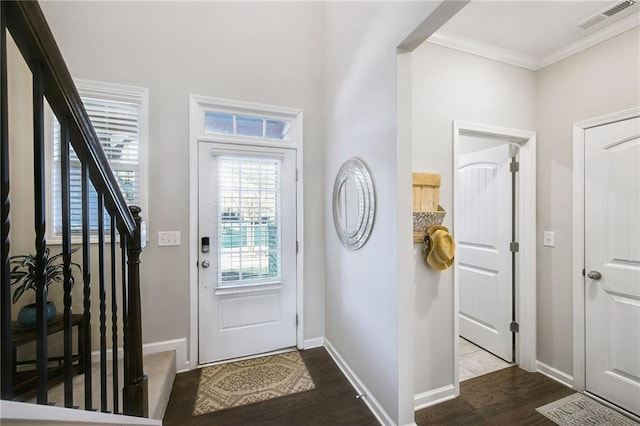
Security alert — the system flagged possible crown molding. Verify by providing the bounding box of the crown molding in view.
[427,31,538,70]
[428,11,640,71]
[537,12,640,69]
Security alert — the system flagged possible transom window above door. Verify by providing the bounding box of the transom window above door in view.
[205,111,291,141]
[191,95,301,149]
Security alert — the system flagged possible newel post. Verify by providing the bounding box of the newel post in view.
[123,205,148,417]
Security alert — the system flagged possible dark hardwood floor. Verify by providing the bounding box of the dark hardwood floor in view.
[163,347,378,425]
[416,366,575,425]
[164,348,574,425]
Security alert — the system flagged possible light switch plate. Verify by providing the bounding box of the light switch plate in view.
[543,231,555,247]
[158,231,181,247]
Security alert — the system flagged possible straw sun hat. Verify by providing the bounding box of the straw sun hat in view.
[425,225,455,271]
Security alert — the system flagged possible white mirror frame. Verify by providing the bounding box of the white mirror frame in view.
[332,157,375,250]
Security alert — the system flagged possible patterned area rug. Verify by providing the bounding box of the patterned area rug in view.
[536,393,639,426]
[193,351,316,416]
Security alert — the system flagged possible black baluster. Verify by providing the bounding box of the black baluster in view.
[32,61,48,405]
[120,233,129,408]
[81,164,92,410]
[110,217,119,413]
[98,194,107,412]
[0,1,13,400]
[0,2,13,399]
[60,117,73,407]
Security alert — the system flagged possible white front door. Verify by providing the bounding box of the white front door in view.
[585,116,640,416]
[458,144,513,362]
[198,142,297,364]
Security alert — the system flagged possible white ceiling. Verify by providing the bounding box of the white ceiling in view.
[438,0,639,59]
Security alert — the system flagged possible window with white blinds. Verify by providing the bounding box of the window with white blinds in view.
[217,156,281,285]
[50,81,147,238]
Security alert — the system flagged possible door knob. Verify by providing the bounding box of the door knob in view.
[587,270,602,280]
[201,260,210,268]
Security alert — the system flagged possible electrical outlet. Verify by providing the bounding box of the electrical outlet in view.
[543,231,555,247]
[158,231,181,247]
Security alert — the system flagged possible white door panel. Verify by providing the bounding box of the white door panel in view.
[585,116,640,416]
[458,144,513,362]
[198,142,297,363]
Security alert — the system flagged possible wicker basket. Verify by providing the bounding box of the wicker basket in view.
[413,205,446,243]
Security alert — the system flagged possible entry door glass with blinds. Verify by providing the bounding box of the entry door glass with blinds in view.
[198,143,296,363]
[49,80,147,240]
[217,157,281,285]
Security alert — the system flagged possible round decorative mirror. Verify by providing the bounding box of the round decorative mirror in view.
[332,158,376,250]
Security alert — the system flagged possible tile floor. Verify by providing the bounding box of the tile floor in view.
[459,336,513,381]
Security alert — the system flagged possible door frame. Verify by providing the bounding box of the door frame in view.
[453,120,537,394]
[188,95,304,370]
[571,106,640,391]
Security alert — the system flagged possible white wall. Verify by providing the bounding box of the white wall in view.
[411,42,537,394]
[38,1,326,360]
[323,2,452,424]
[536,27,640,375]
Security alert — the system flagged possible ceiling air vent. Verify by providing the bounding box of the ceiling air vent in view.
[576,0,636,29]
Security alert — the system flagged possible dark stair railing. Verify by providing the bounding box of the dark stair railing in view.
[1,0,148,417]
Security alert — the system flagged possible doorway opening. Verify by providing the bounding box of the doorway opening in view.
[189,95,304,369]
[453,120,537,395]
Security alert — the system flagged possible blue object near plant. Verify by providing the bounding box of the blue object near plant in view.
[17,301,57,327]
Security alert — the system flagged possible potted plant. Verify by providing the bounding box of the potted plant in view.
[10,247,81,327]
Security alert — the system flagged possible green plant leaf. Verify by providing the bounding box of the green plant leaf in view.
[9,247,83,303]
[12,286,25,304]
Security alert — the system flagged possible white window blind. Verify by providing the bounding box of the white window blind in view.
[217,157,281,285]
[51,84,145,236]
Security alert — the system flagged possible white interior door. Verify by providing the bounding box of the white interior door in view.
[458,144,513,362]
[585,116,640,416]
[198,142,297,364]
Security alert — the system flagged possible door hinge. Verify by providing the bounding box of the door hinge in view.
[296,168,299,181]
[510,242,519,252]
[296,241,299,254]
[582,268,585,277]
[510,161,520,173]
[296,314,299,327]
[510,321,519,333]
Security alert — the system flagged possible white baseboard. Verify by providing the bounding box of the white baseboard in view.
[536,360,574,388]
[302,337,325,349]
[0,400,161,425]
[91,337,189,372]
[324,339,392,426]
[144,338,189,372]
[414,384,456,411]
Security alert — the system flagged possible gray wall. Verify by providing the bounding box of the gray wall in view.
[35,1,327,359]
[536,27,640,374]
[411,41,537,395]
[323,2,449,423]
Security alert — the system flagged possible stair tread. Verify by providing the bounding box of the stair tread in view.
[26,350,176,420]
